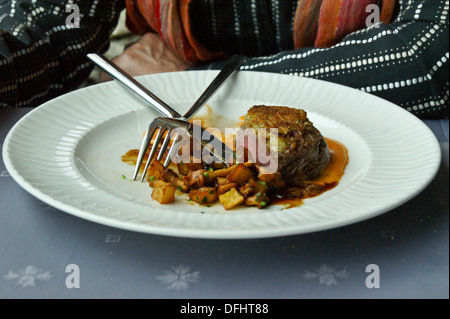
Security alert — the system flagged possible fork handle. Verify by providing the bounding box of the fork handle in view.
[183,55,247,121]
[87,53,182,118]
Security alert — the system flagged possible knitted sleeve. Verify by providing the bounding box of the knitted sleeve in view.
[0,0,125,108]
[192,0,449,119]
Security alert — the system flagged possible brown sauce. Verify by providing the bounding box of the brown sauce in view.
[122,149,140,167]
[271,138,348,208]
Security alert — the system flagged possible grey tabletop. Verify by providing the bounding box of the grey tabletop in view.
[0,107,448,301]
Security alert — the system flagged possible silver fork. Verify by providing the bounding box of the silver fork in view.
[87,53,247,181]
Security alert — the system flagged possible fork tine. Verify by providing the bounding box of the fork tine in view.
[156,128,172,162]
[140,126,168,182]
[132,123,158,180]
[163,130,184,168]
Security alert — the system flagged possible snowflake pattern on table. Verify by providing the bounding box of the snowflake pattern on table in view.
[3,265,52,287]
[303,264,350,286]
[0,170,10,177]
[156,265,201,290]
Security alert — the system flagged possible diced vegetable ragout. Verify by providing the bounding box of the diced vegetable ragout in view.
[148,159,281,210]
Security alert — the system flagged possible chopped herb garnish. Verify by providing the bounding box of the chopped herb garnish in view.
[176,185,183,191]
[209,190,215,194]
[259,201,267,207]
[150,176,156,181]
[202,196,208,203]
[209,167,214,172]
[121,174,126,180]
[202,172,209,177]
[180,160,184,165]
[260,181,267,186]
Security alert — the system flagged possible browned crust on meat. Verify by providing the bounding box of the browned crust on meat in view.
[243,105,309,135]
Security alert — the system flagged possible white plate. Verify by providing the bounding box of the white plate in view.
[3,71,441,239]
